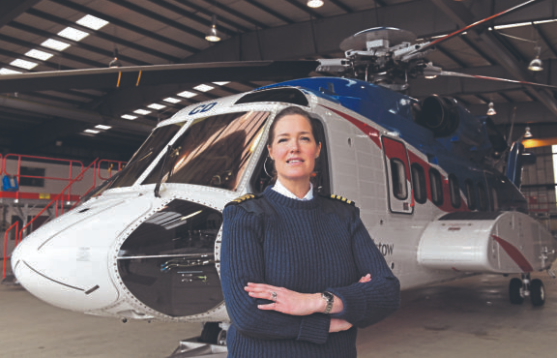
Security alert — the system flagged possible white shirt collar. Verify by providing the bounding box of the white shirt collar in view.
[272,179,314,201]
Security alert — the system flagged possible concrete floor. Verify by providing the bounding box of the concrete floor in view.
[1,271,556,358]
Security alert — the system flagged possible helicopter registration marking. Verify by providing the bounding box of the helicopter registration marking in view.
[189,102,217,115]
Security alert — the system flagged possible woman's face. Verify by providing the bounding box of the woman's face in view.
[267,114,321,185]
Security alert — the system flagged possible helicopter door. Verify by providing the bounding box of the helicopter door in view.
[382,137,413,214]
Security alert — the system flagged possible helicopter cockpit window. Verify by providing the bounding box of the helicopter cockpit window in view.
[143,111,269,191]
[449,174,461,208]
[429,169,444,206]
[478,182,488,211]
[108,124,182,189]
[411,163,426,204]
[235,88,308,107]
[390,159,408,200]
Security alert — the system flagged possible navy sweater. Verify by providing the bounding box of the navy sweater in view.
[221,187,400,358]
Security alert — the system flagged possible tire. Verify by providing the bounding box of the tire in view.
[509,278,524,305]
[530,279,545,307]
[199,322,221,344]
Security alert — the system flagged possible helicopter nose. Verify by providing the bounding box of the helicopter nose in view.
[11,195,153,313]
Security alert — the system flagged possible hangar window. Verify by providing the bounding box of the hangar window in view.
[449,174,461,208]
[465,179,477,210]
[429,169,443,206]
[235,88,308,106]
[478,183,488,211]
[411,163,427,204]
[390,158,408,200]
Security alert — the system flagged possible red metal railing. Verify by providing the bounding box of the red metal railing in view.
[3,154,84,203]
[97,159,126,180]
[2,221,19,280]
[16,159,99,243]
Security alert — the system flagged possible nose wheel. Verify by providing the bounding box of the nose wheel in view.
[508,274,545,307]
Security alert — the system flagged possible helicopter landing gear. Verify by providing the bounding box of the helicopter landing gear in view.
[508,273,545,307]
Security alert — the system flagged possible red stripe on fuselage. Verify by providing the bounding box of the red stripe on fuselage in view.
[324,106,382,149]
[491,234,534,272]
[323,105,469,213]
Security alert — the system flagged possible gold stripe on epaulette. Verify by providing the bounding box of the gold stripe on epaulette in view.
[329,194,356,206]
[231,193,255,204]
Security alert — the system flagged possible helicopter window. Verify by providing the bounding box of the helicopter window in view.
[465,179,477,210]
[235,88,308,107]
[449,174,461,209]
[478,183,488,211]
[143,111,269,191]
[390,159,408,200]
[108,124,182,189]
[490,186,499,211]
[411,163,426,204]
[429,169,443,206]
[250,117,330,195]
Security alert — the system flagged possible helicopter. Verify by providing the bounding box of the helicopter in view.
[3,0,557,355]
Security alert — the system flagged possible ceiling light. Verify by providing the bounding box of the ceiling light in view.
[148,103,166,110]
[134,109,151,115]
[10,59,38,70]
[109,47,122,68]
[307,0,324,8]
[76,14,109,30]
[193,84,214,92]
[25,49,54,61]
[528,46,543,72]
[58,27,89,41]
[213,81,230,86]
[0,68,22,75]
[205,15,221,42]
[177,91,197,98]
[163,97,182,104]
[41,39,70,51]
[121,114,138,120]
[524,126,533,138]
[487,102,496,116]
[84,129,100,134]
[95,125,112,130]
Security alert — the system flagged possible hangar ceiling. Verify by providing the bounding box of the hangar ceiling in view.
[0,0,556,162]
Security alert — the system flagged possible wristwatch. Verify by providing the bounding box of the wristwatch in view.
[321,291,334,314]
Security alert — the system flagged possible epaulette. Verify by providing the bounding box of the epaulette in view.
[225,193,258,207]
[325,193,356,206]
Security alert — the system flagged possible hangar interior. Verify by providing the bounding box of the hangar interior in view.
[1,0,557,357]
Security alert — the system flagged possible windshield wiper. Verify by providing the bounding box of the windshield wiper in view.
[154,144,181,198]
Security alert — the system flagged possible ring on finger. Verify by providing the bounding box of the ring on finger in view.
[270,291,277,302]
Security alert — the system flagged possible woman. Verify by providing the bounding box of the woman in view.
[221,106,400,357]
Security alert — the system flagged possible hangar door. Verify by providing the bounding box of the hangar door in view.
[382,137,413,214]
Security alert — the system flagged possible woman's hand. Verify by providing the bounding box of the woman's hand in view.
[329,319,352,333]
[245,274,371,316]
[245,282,323,316]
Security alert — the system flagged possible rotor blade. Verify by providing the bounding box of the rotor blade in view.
[419,0,543,53]
[437,70,557,91]
[0,61,320,93]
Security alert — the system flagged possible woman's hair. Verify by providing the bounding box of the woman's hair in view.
[266,106,321,148]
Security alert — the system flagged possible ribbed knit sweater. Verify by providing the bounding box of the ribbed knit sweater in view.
[221,187,400,358]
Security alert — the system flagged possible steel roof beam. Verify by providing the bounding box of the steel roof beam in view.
[436,44,468,68]
[199,0,270,29]
[242,0,295,24]
[281,0,324,19]
[429,0,557,117]
[329,0,353,13]
[170,0,251,33]
[26,8,180,63]
[532,23,557,58]
[0,0,41,28]
[0,95,153,134]
[460,35,497,66]
[146,0,243,34]
[52,0,199,54]
[9,22,149,66]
